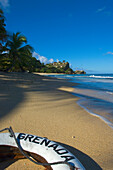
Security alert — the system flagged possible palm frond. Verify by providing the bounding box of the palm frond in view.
[18,35,27,43]
[19,44,34,53]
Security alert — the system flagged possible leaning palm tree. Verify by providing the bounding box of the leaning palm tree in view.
[6,32,33,72]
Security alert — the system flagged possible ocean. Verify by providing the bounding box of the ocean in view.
[47,74,113,129]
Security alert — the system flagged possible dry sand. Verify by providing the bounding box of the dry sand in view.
[0,72,113,170]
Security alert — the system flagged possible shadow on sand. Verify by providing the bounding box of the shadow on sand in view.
[0,141,102,169]
[0,72,76,119]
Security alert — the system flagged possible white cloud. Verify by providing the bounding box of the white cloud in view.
[49,58,54,63]
[96,7,112,16]
[69,63,72,68]
[96,7,106,13]
[38,55,48,64]
[33,52,54,64]
[106,51,113,55]
[32,51,38,58]
[0,0,10,10]
[56,59,59,62]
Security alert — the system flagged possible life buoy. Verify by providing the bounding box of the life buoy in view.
[0,129,85,170]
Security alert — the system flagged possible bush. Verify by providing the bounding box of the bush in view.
[40,67,47,73]
[65,68,73,74]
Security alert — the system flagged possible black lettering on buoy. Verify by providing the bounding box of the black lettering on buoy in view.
[55,149,68,155]
[48,144,59,150]
[40,138,51,146]
[61,155,75,162]
[18,133,26,140]
[24,134,34,142]
[32,136,43,144]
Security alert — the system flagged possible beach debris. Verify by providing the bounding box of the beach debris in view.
[72,136,75,138]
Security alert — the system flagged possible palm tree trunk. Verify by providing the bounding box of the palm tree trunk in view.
[19,63,25,72]
[5,64,13,72]
[17,56,25,72]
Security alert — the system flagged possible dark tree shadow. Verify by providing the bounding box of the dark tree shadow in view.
[0,72,77,119]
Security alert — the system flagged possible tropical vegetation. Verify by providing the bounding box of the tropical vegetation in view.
[0,9,7,47]
[5,32,34,72]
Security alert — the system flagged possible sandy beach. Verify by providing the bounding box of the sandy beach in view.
[0,72,113,170]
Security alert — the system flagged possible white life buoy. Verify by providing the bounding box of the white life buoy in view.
[0,131,85,170]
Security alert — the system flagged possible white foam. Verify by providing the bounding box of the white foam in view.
[106,91,113,95]
[89,75,113,79]
[77,99,113,129]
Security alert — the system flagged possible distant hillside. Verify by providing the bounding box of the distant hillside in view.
[44,60,73,74]
[46,60,69,70]
[35,60,86,74]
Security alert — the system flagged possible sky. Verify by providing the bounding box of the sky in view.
[0,0,113,73]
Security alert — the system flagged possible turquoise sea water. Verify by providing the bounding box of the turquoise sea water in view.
[48,74,113,129]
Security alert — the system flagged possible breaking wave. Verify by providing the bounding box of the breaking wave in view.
[89,75,113,79]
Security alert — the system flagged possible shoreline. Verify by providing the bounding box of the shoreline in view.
[34,72,65,75]
[0,72,113,169]
[77,99,113,129]
[40,72,113,129]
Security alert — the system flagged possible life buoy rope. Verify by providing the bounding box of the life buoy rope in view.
[0,127,85,170]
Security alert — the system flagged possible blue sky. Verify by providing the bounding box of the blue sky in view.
[0,0,113,73]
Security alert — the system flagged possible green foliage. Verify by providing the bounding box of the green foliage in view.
[28,58,42,72]
[65,68,74,74]
[35,61,74,74]
[35,68,41,72]
[0,9,7,45]
[40,67,47,73]
[4,32,34,72]
[0,53,11,71]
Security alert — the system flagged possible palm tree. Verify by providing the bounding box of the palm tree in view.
[0,9,8,71]
[0,9,7,52]
[6,32,34,72]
